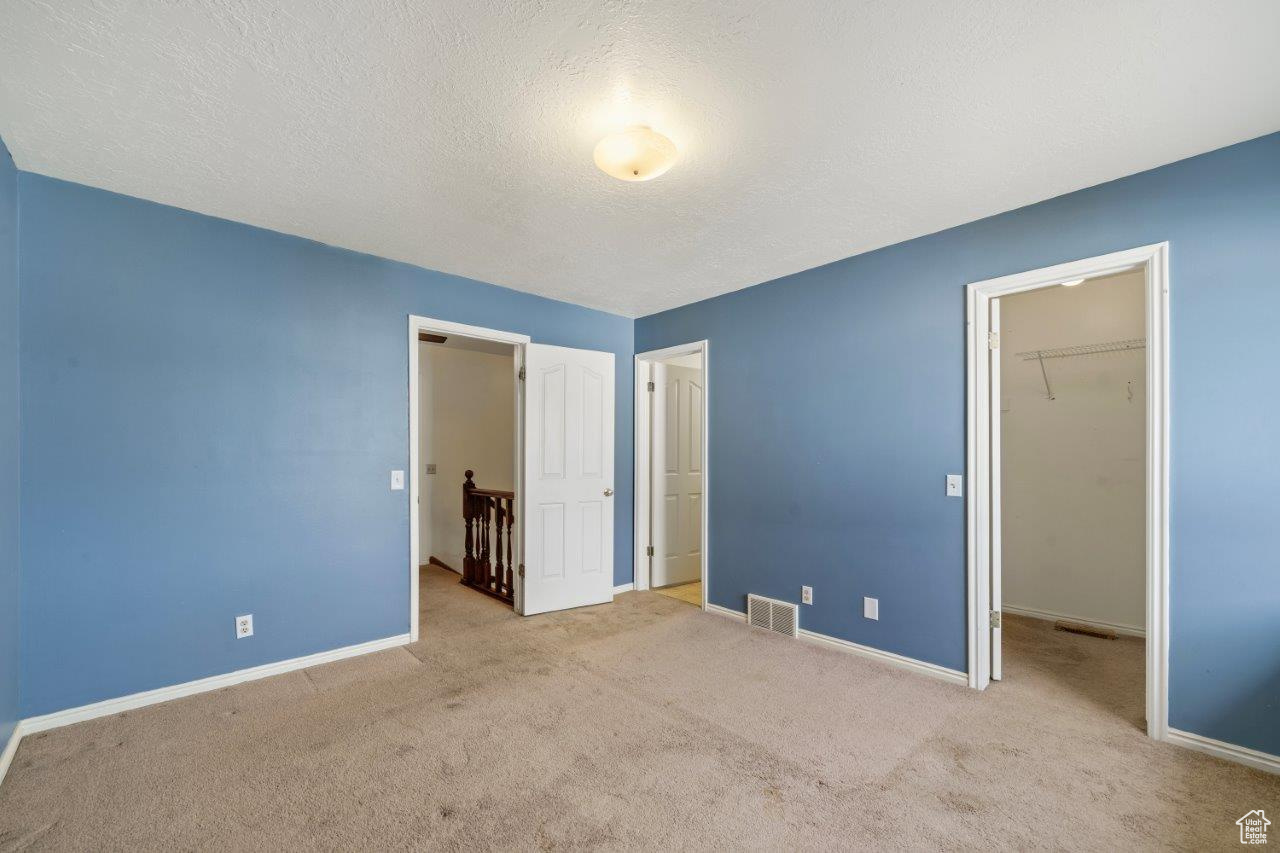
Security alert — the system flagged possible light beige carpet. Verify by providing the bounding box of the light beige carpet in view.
[0,565,1275,850]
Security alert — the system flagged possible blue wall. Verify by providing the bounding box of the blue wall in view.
[0,139,20,749]
[18,174,633,717]
[636,133,1280,755]
[10,133,1279,758]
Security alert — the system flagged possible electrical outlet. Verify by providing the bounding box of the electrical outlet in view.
[236,614,254,638]
[390,470,405,490]
[801,585,813,605]
[863,597,879,621]
[425,463,437,475]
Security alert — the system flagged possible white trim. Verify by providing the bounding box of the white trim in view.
[965,282,979,686]
[701,604,966,685]
[633,358,651,592]
[409,316,530,346]
[965,243,1171,744]
[797,629,969,686]
[705,602,745,621]
[613,583,635,595]
[20,634,412,736]
[635,341,708,363]
[0,721,23,787]
[1166,729,1280,776]
[408,315,530,636]
[989,295,1003,681]
[1001,604,1145,638]
[633,341,710,611]
[512,344,527,614]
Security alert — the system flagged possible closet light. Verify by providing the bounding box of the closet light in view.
[1060,278,1085,287]
[593,126,678,182]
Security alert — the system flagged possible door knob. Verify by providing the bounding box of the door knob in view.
[603,488,614,497]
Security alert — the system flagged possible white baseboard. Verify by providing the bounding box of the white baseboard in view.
[19,633,412,736]
[612,583,635,595]
[797,628,969,686]
[1167,728,1280,775]
[705,602,745,621]
[4,629,1276,787]
[1002,604,1145,638]
[707,604,1275,773]
[0,721,23,788]
[702,603,966,686]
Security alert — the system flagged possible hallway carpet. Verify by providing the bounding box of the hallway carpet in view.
[0,565,1275,850]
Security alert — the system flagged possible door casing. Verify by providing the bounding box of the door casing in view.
[964,243,1170,741]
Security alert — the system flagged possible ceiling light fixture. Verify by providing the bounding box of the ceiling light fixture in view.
[1060,278,1086,287]
[593,126,678,182]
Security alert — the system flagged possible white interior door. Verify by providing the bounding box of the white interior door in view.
[521,343,615,615]
[990,297,1003,681]
[651,362,703,587]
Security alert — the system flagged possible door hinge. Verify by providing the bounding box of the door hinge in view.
[646,545,654,557]
[989,610,1001,629]
[647,380,655,392]
[518,366,526,381]
[988,331,1000,350]
[518,563,525,578]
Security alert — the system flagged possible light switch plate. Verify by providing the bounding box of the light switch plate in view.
[236,614,253,638]
[946,474,963,497]
[391,470,405,490]
[864,597,879,620]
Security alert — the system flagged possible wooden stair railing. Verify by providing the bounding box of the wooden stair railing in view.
[461,470,515,605]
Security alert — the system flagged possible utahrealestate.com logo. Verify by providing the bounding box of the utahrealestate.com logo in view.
[1238,810,1270,845]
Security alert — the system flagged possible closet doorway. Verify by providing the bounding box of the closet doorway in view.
[966,244,1170,741]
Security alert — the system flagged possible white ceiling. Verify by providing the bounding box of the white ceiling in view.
[1,2,1277,318]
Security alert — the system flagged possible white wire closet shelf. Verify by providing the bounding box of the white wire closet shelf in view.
[1016,338,1146,360]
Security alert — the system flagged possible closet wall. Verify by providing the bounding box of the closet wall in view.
[1000,271,1147,633]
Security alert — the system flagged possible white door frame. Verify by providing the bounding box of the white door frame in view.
[408,315,531,640]
[965,243,1170,740]
[634,341,710,608]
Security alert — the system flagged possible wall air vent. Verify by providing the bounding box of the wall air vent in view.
[746,594,799,638]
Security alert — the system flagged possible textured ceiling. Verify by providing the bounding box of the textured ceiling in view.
[2,1,1278,317]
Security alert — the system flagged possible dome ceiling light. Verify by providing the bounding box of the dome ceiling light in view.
[593,126,678,182]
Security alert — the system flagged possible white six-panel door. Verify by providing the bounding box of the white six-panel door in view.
[651,363,703,588]
[521,343,615,615]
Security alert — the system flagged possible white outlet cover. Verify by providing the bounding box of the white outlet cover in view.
[391,469,405,490]
[801,585,813,605]
[236,614,254,638]
[946,474,963,497]
[864,597,879,620]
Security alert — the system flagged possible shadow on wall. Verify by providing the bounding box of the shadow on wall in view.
[1191,609,1280,755]
[419,341,515,574]
[1000,271,1147,633]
